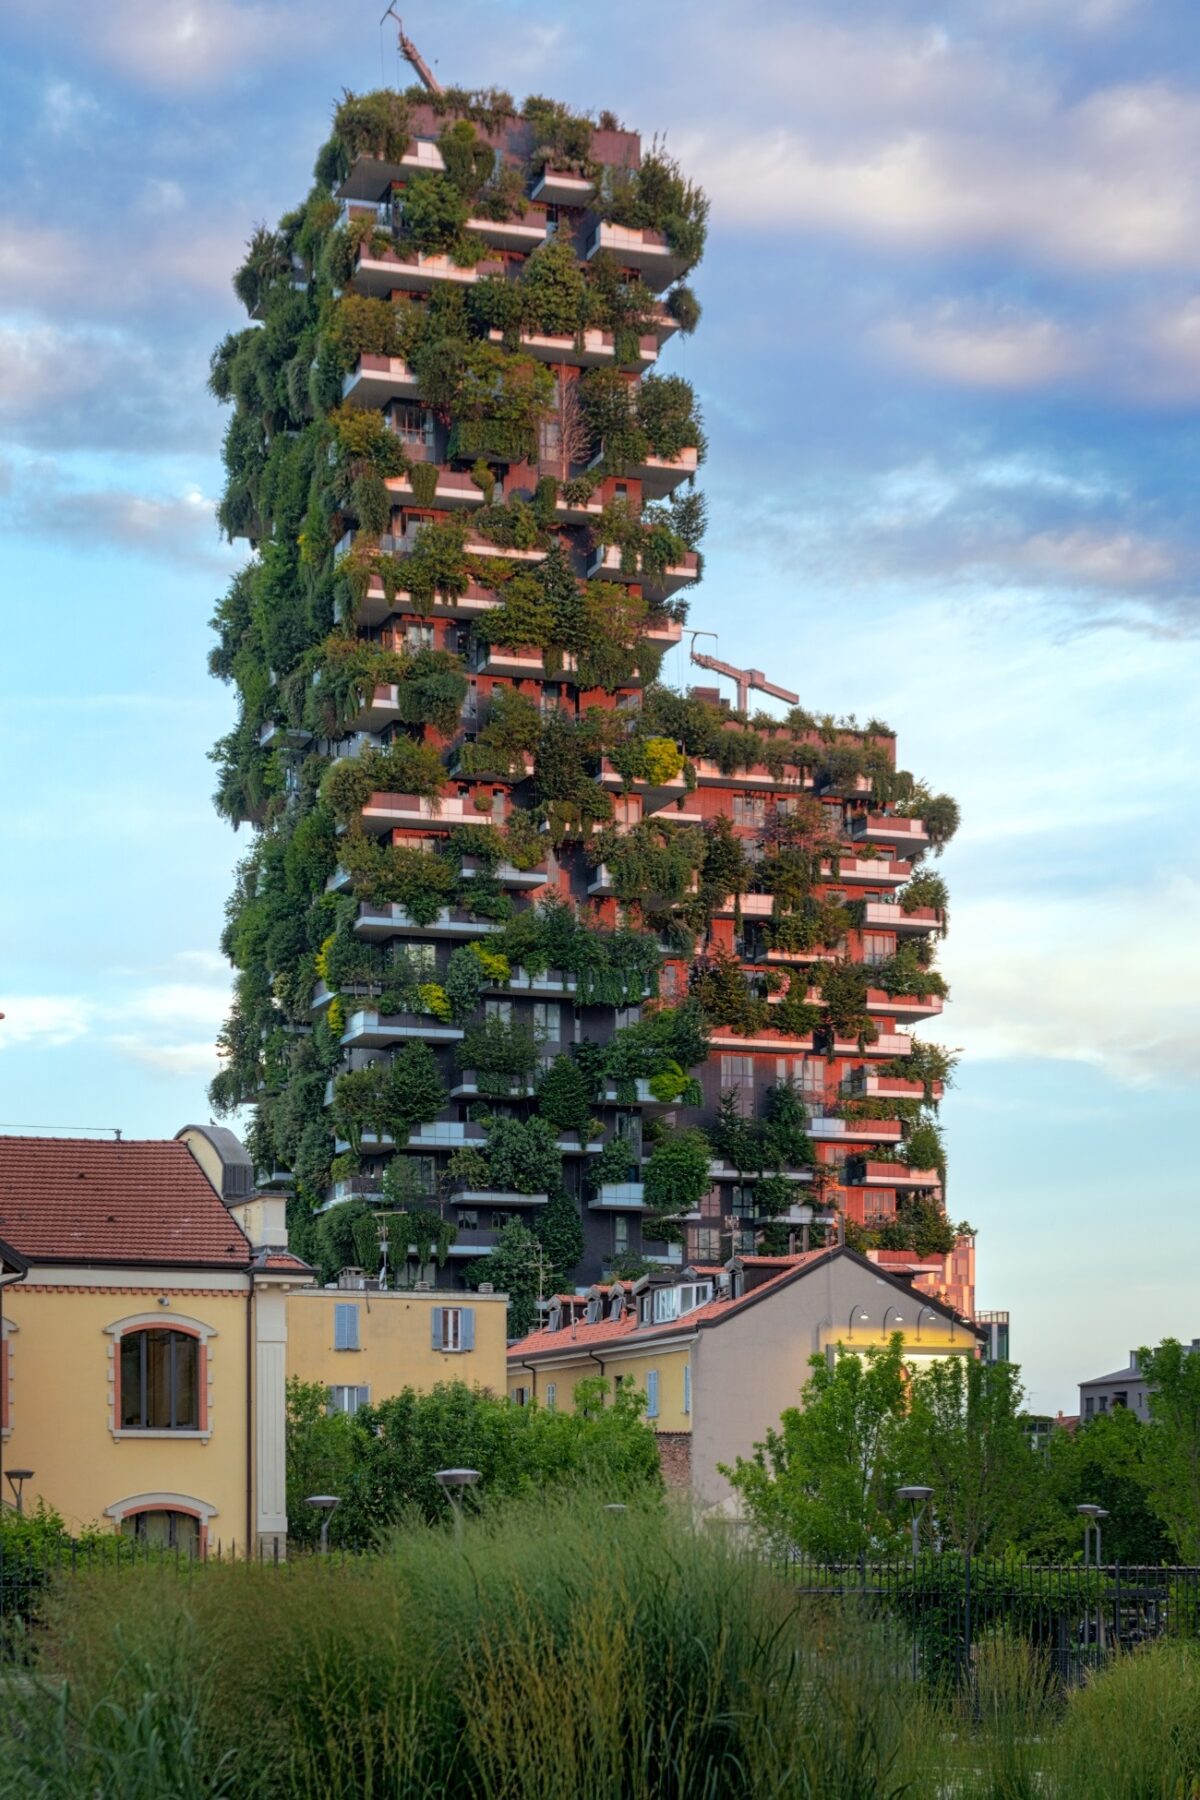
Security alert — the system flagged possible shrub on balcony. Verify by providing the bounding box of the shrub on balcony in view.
[896,787,960,854]
[534,1189,585,1284]
[578,368,648,473]
[637,374,704,461]
[588,818,705,908]
[456,1015,542,1096]
[691,949,769,1036]
[520,234,588,336]
[309,637,408,733]
[441,343,554,465]
[471,497,546,552]
[321,738,447,822]
[878,1037,958,1104]
[403,517,471,613]
[523,94,599,177]
[900,870,949,931]
[644,1126,711,1214]
[331,1039,447,1148]
[327,294,409,368]
[601,149,710,267]
[445,940,510,1024]
[396,172,483,266]
[901,1119,946,1178]
[327,402,411,479]
[394,648,469,736]
[458,687,541,776]
[589,1134,639,1189]
[479,1115,563,1194]
[666,283,701,335]
[536,1054,593,1133]
[326,88,412,171]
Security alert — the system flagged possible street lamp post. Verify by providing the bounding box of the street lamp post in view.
[435,1468,481,1544]
[882,1306,905,1333]
[1077,1503,1108,1569]
[305,1493,340,1554]
[5,1470,33,1515]
[847,1308,869,1339]
[897,1485,934,1560]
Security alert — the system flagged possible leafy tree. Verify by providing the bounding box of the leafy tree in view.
[897,1356,1041,1556]
[466,1218,545,1337]
[1035,1408,1172,1563]
[535,1190,585,1288]
[536,1054,592,1133]
[643,1127,711,1216]
[1136,1340,1200,1560]
[483,1115,563,1195]
[723,1336,908,1556]
[286,1376,662,1548]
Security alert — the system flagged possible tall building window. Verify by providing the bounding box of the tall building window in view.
[862,933,892,966]
[485,999,512,1023]
[119,1330,200,1431]
[533,1001,561,1038]
[720,1055,754,1117]
[732,794,765,828]
[612,1214,629,1256]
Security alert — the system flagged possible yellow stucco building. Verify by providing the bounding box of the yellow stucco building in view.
[287,1283,508,1411]
[509,1248,982,1508]
[0,1132,313,1553]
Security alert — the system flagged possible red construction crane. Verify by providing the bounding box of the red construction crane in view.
[382,5,442,94]
[687,632,799,713]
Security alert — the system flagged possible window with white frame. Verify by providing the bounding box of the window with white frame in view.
[485,998,512,1023]
[732,794,765,828]
[327,1384,370,1416]
[612,1214,629,1256]
[647,1282,713,1325]
[532,1001,560,1038]
[333,1303,360,1351]
[432,1306,475,1352]
[720,1054,754,1118]
[545,1381,557,1411]
[862,932,893,967]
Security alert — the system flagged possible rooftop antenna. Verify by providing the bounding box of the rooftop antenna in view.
[684,631,800,714]
[381,4,442,94]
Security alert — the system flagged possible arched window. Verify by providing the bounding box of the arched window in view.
[119,1329,200,1431]
[122,1509,201,1554]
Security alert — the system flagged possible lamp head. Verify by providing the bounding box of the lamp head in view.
[305,1494,340,1512]
[435,1468,481,1489]
[1076,1503,1105,1519]
[897,1485,934,1504]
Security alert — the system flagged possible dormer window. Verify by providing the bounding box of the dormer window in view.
[585,1296,603,1325]
[547,1301,563,1332]
[648,1281,714,1325]
[608,1290,624,1320]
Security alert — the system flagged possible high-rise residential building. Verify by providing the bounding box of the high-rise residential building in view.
[208,81,963,1316]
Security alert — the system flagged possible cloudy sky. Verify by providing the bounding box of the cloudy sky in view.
[2,0,1197,1409]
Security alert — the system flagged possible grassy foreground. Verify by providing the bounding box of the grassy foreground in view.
[3,1494,1200,1798]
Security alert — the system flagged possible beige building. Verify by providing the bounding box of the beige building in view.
[509,1249,982,1511]
[180,1126,510,1410]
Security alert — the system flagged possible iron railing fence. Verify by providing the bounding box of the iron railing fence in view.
[777,1552,1200,1686]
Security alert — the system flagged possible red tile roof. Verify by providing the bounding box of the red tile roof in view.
[511,1252,831,1359]
[0,1138,252,1269]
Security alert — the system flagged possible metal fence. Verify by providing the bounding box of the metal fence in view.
[779,1552,1200,1686]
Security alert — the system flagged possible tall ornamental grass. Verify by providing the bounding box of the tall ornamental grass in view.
[3,1493,1200,1797]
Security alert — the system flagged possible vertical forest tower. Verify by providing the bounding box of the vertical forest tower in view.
[209,82,965,1320]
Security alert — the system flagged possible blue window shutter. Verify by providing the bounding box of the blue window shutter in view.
[683,1364,691,1415]
[357,1386,371,1412]
[461,1308,475,1351]
[431,1308,444,1350]
[646,1370,659,1419]
[335,1303,359,1351]
[326,1385,337,1412]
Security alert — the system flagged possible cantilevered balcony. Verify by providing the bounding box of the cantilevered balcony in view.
[865,987,945,1022]
[584,222,687,290]
[340,1009,465,1049]
[360,791,508,832]
[712,892,774,919]
[463,536,547,565]
[589,1183,647,1210]
[860,900,943,936]
[629,446,700,501]
[466,211,549,251]
[707,1161,812,1184]
[337,139,446,202]
[343,683,403,733]
[352,244,505,297]
[691,757,811,789]
[469,643,550,678]
[385,469,484,509]
[258,722,312,751]
[586,544,699,599]
[849,1159,941,1192]
[531,169,596,206]
[455,1189,549,1209]
[460,856,548,889]
[485,326,657,368]
[341,354,419,406]
[451,1071,537,1100]
[597,759,688,807]
[842,1071,942,1102]
[446,1227,503,1258]
[643,615,685,646]
[352,903,502,939]
[820,856,911,887]
[353,578,501,630]
[849,813,930,851]
[808,1118,903,1146]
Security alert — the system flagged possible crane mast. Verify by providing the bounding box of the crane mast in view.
[382,6,442,94]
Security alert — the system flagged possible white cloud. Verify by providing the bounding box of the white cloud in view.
[109,1036,223,1078]
[931,878,1200,1087]
[875,305,1084,390]
[0,998,93,1048]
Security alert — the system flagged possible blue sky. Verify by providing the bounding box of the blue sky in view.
[2,0,1197,1410]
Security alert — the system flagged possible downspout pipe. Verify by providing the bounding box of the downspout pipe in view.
[245,1267,254,1555]
[0,1253,30,1512]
